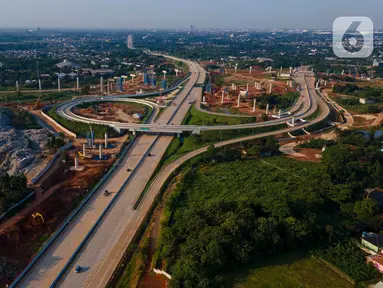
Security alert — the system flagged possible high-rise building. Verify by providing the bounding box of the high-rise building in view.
[189,24,195,33]
[127,35,134,49]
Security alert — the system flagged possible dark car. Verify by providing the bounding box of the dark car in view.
[75,265,82,273]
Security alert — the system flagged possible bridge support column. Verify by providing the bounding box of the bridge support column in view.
[71,156,84,171]
[75,157,79,170]
[99,145,103,160]
[105,132,108,148]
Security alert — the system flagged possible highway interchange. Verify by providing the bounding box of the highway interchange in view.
[56,70,321,133]
[13,55,330,288]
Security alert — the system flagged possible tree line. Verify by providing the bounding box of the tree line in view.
[156,130,383,287]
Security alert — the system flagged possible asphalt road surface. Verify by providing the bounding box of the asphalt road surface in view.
[14,57,326,288]
[56,72,313,133]
[15,57,203,288]
[57,72,327,288]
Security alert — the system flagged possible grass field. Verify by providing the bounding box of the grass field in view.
[158,157,357,287]
[304,107,320,121]
[230,251,353,288]
[173,157,319,205]
[47,105,110,138]
[185,106,256,126]
[326,90,382,114]
[161,123,287,167]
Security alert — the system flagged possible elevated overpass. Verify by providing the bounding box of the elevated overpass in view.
[56,72,315,135]
[10,53,329,288]
[11,53,207,288]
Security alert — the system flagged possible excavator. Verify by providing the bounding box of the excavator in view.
[78,151,85,160]
[31,212,44,224]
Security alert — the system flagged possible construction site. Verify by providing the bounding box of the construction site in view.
[0,97,133,286]
[91,72,184,96]
[73,101,150,124]
[83,59,187,98]
[0,54,191,286]
[201,66,296,117]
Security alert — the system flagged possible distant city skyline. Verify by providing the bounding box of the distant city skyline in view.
[1,0,383,30]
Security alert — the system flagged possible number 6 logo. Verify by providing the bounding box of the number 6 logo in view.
[333,17,374,58]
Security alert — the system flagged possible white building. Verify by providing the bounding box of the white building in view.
[127,35,134,49]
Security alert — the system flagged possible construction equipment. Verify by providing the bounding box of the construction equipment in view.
[78,151,85,159]
[32,96,41,110]
[32,212,44,224]
[78,150,91,160]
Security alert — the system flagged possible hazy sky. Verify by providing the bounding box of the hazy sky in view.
[0,0,382,29]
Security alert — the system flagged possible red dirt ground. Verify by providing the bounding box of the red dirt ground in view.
[75,102,146,124]
[204,73,294,117]
[0,151,114,286]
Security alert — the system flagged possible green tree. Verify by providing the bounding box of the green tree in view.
[353,198,381,230]
[248,145,261,157]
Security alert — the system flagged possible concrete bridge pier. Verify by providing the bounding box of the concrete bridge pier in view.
[99,145,103,160]
[105,132,109,148]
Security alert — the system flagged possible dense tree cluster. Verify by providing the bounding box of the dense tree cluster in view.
[160,159,337,287]
[158,131,383,287]
[256,92,299,110]
[0,174,29,214]
[333,83,383,103]
[46,133,66,149]
[315,240,379,282]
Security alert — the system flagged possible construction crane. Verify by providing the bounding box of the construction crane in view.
[32,96,41,110]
